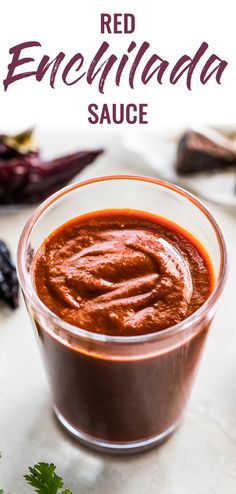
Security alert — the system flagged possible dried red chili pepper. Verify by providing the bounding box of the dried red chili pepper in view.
[0,128,39,161]
[0,129,103,204]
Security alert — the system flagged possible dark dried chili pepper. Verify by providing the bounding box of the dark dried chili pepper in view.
[0,129,103,205]
[0,240,19,309]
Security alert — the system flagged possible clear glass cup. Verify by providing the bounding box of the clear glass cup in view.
[17,176,227,453]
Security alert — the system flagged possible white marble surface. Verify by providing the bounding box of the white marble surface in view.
[0,133,236,493]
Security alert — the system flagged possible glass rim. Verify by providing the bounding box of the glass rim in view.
[17,174,228,345]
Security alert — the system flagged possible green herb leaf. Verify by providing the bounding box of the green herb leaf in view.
[24,462,72,494]
[0,489,5,494]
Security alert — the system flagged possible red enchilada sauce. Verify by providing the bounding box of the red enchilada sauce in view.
[32,210,213,445]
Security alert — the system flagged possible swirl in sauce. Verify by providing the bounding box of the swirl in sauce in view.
[33,211,212,336]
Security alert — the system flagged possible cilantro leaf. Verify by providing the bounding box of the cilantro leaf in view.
[24,463,72,494]
[0,489,5,494]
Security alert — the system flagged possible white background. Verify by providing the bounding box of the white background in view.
[0,0,235,133]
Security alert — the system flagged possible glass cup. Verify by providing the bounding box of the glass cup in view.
[17,176,227,453]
